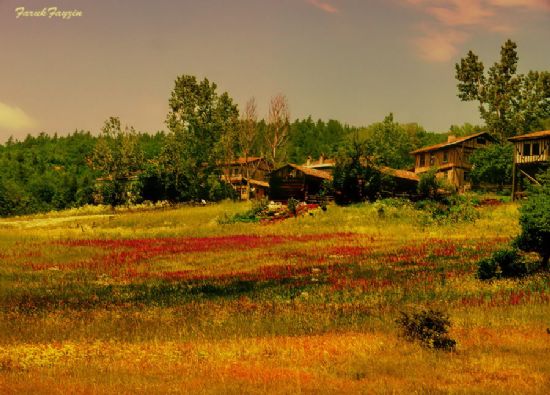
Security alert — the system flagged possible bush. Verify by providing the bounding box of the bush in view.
[396,309,456,351]
[417,168,440,199]
[287,198,299,216]
[476,248,527,280]
[415,195,479,224]
[514,169,550,270]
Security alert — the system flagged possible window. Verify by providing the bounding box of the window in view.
[523,143,531,156]
[419,154,426,167]
[429,153,435,166]
[532,143,540,156]
[443,151,449,163]
[476,137,486,144]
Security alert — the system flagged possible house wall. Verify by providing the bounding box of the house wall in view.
[413,136,489,189]
[513,138,550,164]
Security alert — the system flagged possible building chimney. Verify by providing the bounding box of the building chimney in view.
[447,135,456,143]
[306,156,312,166]
[319,154,324,164]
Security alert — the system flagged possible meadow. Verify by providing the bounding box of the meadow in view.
[0,200,548,394]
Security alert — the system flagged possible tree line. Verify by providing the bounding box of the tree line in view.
[0,40,548,216]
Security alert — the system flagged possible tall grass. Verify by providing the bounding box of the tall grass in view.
[0,201,548,394]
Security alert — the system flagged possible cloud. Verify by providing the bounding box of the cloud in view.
[489,0,550,10]
[402,0,550,62]
[306,0,338,14]
[0,102,37,131]
[414,28,468,62]
[426,0,493,26]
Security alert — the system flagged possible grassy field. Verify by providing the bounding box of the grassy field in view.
[0,200,548,394]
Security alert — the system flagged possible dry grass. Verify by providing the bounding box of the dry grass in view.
[0,200,548,393]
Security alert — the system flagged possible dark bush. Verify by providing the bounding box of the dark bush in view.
[514,168,550,270]
[476,248,527,280]
[396,309,456,351]
[287,198,299,216]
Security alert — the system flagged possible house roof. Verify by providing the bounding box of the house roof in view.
[248,179,269,188]
[379,166,419,182]
[410,132,492,155]
[508,130,550,142]
[282,163,333,181]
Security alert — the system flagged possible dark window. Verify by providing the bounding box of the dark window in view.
[429,153,435,166]
[523,143,531,156]
[477,137,486,144]
[443,151,449,163]
[532,143,540,156]
[419,154,426,167]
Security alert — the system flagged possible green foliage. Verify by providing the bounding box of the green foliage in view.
[396,309,456,351]
[477,248,527,280]
[469,143,513,187]
[0,131,97,216]
[218,198,269,224]
[287,197,299,216]
[91,117,144,206]
[363,114,416,169]
[332,138,382,204]
[417,168,440,199]
[515,169,550,270]
[162,75,239,202]
[287,117,352,164]
[456,40,550,141]
[416,195,479,224]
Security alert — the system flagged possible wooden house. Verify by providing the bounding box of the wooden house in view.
[410,132,494,190]
[508,130,550,200]
[269,164,333,202]
[221,157,270,200]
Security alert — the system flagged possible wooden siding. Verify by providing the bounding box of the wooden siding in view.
[269,165,327,202]
[513,138,550,164]
[412,137,489,189]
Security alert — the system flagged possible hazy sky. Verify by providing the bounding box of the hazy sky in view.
[1,0,549,141]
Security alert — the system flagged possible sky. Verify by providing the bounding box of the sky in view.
[0,0,549,141]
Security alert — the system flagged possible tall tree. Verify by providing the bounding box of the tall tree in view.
[237,97,261,186]
[162,75,239,201]
[264,94,290,170]
[91,117,143,206]
[455,39,550,142]
[363,114,415,169]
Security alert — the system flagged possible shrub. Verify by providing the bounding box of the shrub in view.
[476,248,527,280]
[415,195,479,224]
[287,198,299,216]
[417,168,440,199]
[396,309,456,351]
[514,169,550,270]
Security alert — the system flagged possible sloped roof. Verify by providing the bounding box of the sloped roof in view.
[379,166,419,182]
[281,163,333,181]
[248,179,269,188]
[508,130,550,141]
[410,132,492,154]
